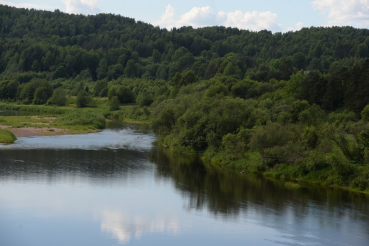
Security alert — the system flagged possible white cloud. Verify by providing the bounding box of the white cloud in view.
[218,10,280,31]
[286,22,305,32]
[0,0,57,10]
[177,6,216,27]
[311,0,369,27]
[155,4,176,27]
[0,0,100,14]
[154,4,280,32]
[62,0,100,15]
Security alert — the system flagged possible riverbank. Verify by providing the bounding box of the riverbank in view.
[152,139,369,195]
[0,102,150,142]
[0,105,107,142]
[0,126,67,137]
[0,114,99,139]
[202,152,369,195]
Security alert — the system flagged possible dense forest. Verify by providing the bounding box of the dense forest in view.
[1,4,369,192]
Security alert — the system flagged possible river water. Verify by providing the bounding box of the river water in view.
[0,118,368,246]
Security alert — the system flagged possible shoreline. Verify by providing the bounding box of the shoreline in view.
[157,145,369,196]
[4,126,68,137]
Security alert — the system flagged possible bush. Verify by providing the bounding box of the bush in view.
[76,90,91,108]
[107,85,135,104]
[299,151,329,173]
[0,129,17,143]
[50,87,67,106]
[351,168,369,190]
[136,93,153,107]
[54,110,106,129]
[19,79,53,105]
[109,96,120,111]
[361,105,369,121]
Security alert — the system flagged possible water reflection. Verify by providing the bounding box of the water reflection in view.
[149,148,369,245]
[0,149,151,183]
[100,210,180,244]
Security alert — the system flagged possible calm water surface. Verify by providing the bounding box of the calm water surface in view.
[0,121,369,246]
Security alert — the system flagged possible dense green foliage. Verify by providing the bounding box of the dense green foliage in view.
[0,129,17,143]
[1,4,369,106]
[1,5,369,192]
[54,110,106,129]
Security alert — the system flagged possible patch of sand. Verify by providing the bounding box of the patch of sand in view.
[0,126,67,137]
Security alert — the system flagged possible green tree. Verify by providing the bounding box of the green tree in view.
[96,58,108,80]
[180,70,196,86]
[19,79,53,104]
[76,90,91,108]
[109,96,120,111]
[50,87,67,106]
[53,66,67,79]
[33,87,49,104]
[136,92,153,107]
[152,49,161,63]
[124,59,137,78]
[361,105,369,121]
[108,85,136,104]
[107,64,124,80]
[94,79,108,97]
[223,62,235,76]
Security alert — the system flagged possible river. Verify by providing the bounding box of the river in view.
[0,118,368,245]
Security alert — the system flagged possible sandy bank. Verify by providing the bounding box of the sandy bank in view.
[0,126,67,137]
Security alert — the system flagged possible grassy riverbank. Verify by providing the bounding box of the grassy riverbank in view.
[0,101,150,141]
[154,136,369,195]
[0,103,108,139]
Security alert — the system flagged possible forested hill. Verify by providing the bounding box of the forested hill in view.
[1,4,369,84]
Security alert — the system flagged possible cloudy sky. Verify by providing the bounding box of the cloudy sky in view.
[1,0,369,32]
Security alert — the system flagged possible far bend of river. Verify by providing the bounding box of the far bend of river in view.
[0,120,369,245]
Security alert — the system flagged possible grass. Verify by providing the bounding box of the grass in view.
[0,115,53,128]
[0,129,17,143]
[54,109,106,130]
[0,108,106,135]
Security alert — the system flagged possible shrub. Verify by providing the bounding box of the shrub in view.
[351,168,369,190]
[136,93,153,107]
[50,87,67,106]
[361,105,369,121]
[0,129,17,143]
[54,110,106,129]
[109,96,120,111]
[76,90,91,108]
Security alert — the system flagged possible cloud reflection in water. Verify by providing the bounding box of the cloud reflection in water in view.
[99,210,180,245]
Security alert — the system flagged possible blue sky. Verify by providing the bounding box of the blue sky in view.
[1,0,369,32]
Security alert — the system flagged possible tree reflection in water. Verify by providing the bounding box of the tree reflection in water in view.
[149,148,369,233]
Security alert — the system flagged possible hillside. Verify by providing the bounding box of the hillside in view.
[1,4,369,83]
